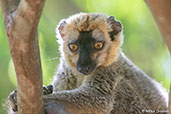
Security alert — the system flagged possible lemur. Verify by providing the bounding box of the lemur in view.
[8,13,168,114]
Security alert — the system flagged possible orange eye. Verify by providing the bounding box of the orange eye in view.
[94,42,104,50]
[69,43,78,52]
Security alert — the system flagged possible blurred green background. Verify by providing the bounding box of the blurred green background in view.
[0,0,170,113]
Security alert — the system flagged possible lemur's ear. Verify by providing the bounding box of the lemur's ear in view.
[57,19,67,38]
[107,16,122,41]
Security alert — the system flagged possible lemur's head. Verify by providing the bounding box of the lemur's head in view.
[56,13,123,75]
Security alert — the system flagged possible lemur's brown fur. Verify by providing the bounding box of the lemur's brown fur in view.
[8,13,168,114]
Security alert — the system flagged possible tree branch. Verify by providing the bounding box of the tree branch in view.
[145,0,171,113]
[145,0,171,53]
[0,0,45,113]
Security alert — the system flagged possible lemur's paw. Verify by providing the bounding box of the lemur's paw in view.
[8,85,53,112]
[8,89,18,112]
[43,85,53,95]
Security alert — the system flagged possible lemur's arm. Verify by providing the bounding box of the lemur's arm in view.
[43,87,113,114]
[8,79,113,114]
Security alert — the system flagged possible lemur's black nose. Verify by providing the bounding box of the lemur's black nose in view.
[77,65,92,75]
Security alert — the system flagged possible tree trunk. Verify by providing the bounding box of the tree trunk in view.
[145,0,171,113]
[0,0,45,113]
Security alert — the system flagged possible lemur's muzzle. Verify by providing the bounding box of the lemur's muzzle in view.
[77,64,94,75]
[77,51,96,75]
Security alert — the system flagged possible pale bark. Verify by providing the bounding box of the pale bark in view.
[145,0,171,113]
[0,0,45,113]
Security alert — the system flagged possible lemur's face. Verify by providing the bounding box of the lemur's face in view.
[67,31,106,75]
[57,13,122,75]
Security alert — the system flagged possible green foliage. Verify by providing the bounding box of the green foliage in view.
[0,0,170,113]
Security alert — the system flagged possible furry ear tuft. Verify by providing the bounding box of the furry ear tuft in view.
[57,19,67,38]
[107,16,122,41]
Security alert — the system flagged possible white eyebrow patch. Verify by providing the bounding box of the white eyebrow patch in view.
[92,28,105,41]
[65,29,80,42]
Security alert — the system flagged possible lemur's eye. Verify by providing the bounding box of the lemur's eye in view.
[94,42,104,50]
[69,43,78,52]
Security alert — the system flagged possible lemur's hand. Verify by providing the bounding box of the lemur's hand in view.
[43,85,53,95]
[8,89,17,112]
[8,85,53,112]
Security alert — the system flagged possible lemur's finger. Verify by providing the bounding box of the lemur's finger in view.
[47,85,53,94]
